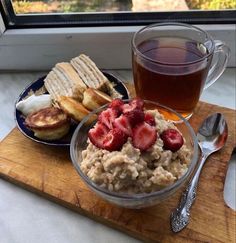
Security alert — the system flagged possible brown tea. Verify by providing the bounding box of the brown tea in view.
[132,37,211,118]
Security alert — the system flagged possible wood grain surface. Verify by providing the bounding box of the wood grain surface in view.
[0,85,235,242]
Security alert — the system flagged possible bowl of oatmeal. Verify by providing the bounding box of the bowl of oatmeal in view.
[70,99,198,208]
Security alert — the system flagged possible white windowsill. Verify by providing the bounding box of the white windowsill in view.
[0,24,235,70]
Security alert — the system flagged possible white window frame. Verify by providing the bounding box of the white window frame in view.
[0,13,235,70]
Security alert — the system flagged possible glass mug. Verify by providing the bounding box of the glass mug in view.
[132,22,230,120]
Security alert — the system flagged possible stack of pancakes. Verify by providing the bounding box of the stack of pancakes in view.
[25,54,122,141]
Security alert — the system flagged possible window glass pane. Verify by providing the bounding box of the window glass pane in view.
[1,1,235,27]
[12,0,236,14]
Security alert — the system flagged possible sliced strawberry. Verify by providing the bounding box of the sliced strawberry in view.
[122,98,144,114]
[103,128,128,151]
[130,98,144,110]
[98,108,118,129]
[109,99,124,114]
[122,103,134,114]
[124,108,144,126]
[113,115,132,136]
[144,113,156,126]
[160,129,184,152]
[88,123,109,149]
[132,122,157,151]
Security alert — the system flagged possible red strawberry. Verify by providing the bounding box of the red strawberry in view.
[103,128,128,151]
[109,99,124,114]
[124,108,144,126]
[98,108,118,129]
[130,98,144,110]
[113,115,132,136]
[144,113,156,126]
[122,98,144,114]
[132,122,157,151]
[122,103,133,114]
[88,123,109,149]
[160,129,184,152]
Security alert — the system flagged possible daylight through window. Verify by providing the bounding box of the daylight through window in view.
[11,0,236,14]
[0,0,235,28]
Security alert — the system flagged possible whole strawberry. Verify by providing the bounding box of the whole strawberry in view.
[160,129,184,152]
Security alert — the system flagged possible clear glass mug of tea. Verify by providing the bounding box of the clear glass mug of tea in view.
[132,22,230,120]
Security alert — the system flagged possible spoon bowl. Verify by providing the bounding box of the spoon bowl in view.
[197,113,228,155]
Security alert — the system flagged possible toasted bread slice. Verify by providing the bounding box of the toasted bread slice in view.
[70,54,108,91]
[55,62,87,94]
[44,62,87,101]
[58,96,97,124]
[82,88,112,110]
[71,54,122,98]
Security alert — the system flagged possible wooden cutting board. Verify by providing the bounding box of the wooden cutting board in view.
[0,86,235,242]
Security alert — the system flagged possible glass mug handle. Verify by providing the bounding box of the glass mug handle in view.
[204,40,230,90]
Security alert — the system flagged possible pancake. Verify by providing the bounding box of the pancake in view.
[58,96,97,125]
[82,88,112,110]
[25,107,70,140]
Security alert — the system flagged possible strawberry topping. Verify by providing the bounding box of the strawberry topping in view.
[122,103,134,114]
[113,115,133,136]
[89,98,159,152]
[124,108,144,126]
[130,98,144,110]
[109,99,124,114]
[144,113,156,126]
[132,122,157,151]
[122,97,144,114]
[98,108,118,129]
[103,128,128,151]
[88,123,109,149]
[160,129,184,152]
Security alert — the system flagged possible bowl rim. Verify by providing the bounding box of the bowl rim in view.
[70,99,199,200]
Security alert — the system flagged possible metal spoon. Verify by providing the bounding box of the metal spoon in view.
[171,113,228,232]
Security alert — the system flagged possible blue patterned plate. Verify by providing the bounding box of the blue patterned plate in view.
[15,72,130,146]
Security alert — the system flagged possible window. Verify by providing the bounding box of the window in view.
[0,0,235,70]
[1,0,236,28]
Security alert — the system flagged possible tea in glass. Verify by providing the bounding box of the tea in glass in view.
[132,23,230,119]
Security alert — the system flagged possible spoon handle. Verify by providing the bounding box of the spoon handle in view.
[170,154,207,232]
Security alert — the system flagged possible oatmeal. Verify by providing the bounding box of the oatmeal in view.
[80,98,192,193]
